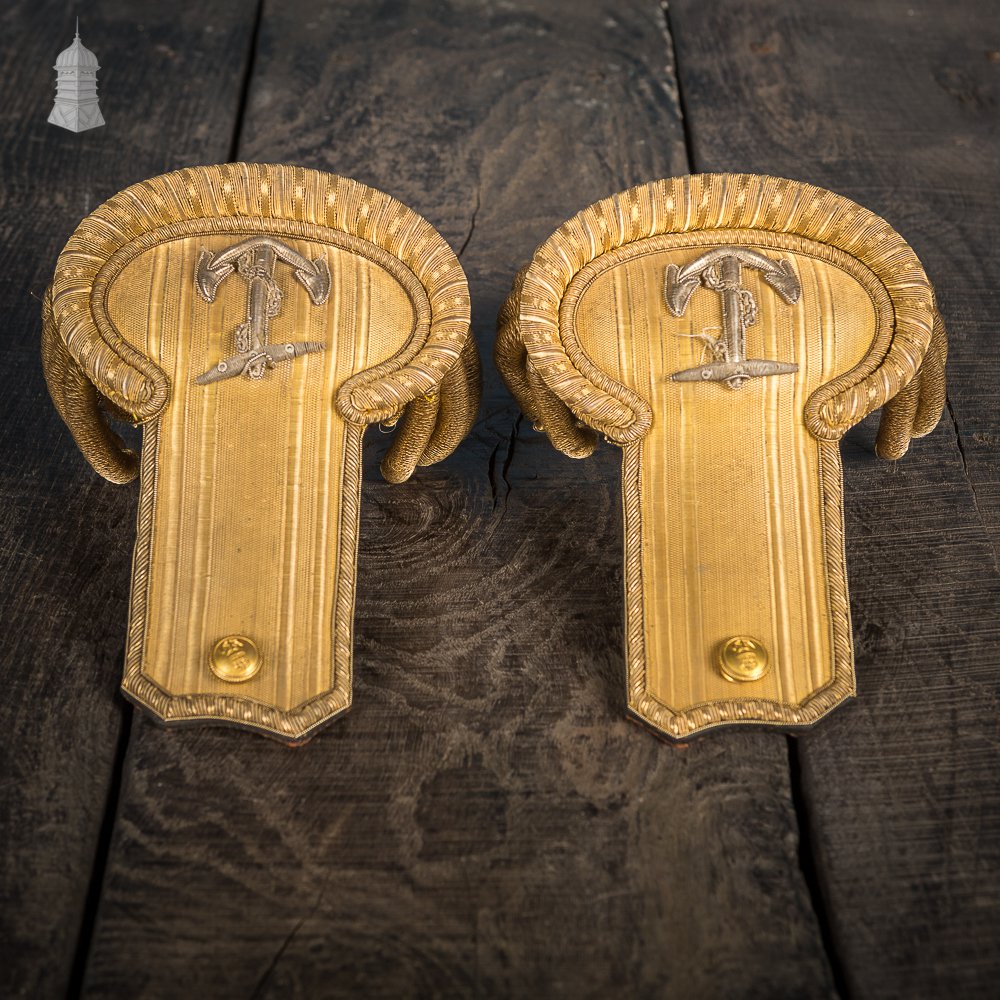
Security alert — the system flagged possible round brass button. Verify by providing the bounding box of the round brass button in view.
[209,635,261,683]
[717,635,770,683]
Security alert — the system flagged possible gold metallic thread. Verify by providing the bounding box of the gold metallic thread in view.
[43,164,480,741]
[496,174,947,738]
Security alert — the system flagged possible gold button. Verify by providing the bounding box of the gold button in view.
[717,635,770,682]
[209,635,261,683]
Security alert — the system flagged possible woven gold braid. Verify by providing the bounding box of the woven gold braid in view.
[503,174,946,456]
[47,163,479,479]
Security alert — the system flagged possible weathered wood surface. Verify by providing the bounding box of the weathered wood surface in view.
[1,0,996,997]
[668,0,1000,996]
[0,2,256,996]
[79,1,833,998]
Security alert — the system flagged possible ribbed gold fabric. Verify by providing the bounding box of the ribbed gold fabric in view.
[105,234,415,717]
[495,175,948,737]
[573,239,879,733]
[43,164,480,741]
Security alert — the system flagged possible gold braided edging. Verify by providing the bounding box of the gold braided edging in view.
[624,439,856,738]
[121,420,364,741]
[609,230,882,734]
[560,228,900,446]
[496,265,598,458]
[506,174,944,453]
[48,163,479,479]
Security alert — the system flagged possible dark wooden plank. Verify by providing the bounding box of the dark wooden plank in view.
[0,3,258,996]
[81,1,836,997]
[667,0,1000,995]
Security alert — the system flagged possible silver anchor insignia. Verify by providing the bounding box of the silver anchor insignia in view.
[195,237,330,386]
[666,247,801,389]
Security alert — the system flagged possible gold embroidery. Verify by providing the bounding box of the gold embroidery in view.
[42,164,480,741]
[496,175,946,737]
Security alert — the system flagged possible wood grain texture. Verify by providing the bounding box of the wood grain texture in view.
[668,0,1000,995]
[79,1,835,997]
[0,2,257,996]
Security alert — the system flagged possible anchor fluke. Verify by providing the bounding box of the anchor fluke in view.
[293,259,331,305]
[195,249,227,303]
[664,264,700,317]
[761,258,801,305]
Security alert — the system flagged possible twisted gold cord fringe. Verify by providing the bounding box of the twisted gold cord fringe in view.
[495,266,597,458]
[875,305,948,459]
[40,285,138,484]
[378,319,481,480]
[381,394,440,484]
[421,334,482,465]
[497,174,947,456]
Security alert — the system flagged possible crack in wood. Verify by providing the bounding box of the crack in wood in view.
[659,1,697,171]
[488,413,520,517]
[947,396,1000,573]
[228,0,267,163]
[458,184,481,259]
[70,702,133,1000]
[787,735,849,1000]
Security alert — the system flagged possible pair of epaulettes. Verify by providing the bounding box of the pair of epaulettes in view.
[42,164,945,743]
